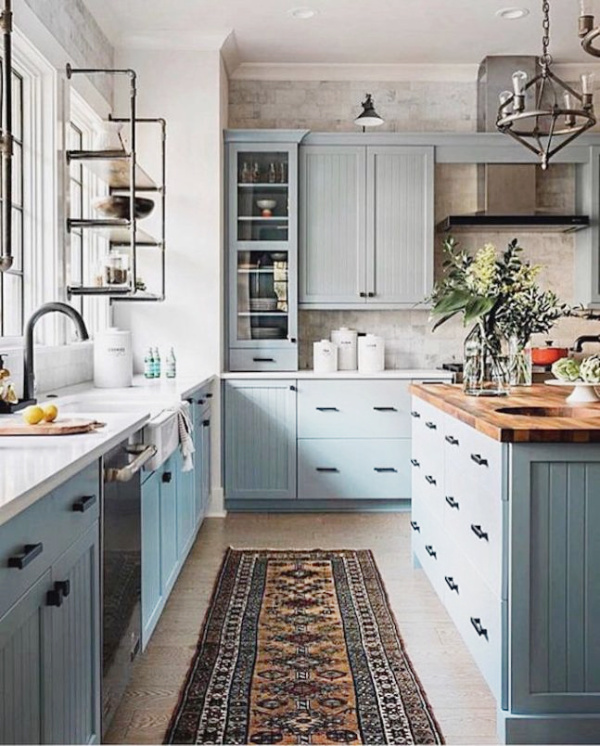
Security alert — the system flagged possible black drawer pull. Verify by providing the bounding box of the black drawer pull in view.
[367,292,375,298]
[410,520,420,532]
[425,421,437,430]
[425,545,437,559]
[470,617,488,639]
[316,407,339,412]
[72,494,96,513]
[205,393,213,399]
[253,357,275,363]
[162,471,173,483]
[197,399,205,405]
[425,475,437,485]
[445,495,459,509]
[374,467,397,473]
[410,410,421,418]
[471,453,488,467]
[445,435,459,446]
[471,524,489,541]
[290,385,297,392]
[8,543,43,570]
[359,291,367,298]
[410,458,420,468]
[203,419,210,427]
[373,407,397,412]
[316,467,339,473]
[46,580,69,608]
[445,576,459,593]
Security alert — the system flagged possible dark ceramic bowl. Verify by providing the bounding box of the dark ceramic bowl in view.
[93,195,155,220]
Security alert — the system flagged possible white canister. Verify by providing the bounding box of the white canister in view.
[93,328,133,388]
[331,327,358,371]
[313,339,338,373]
[358,334,385,373]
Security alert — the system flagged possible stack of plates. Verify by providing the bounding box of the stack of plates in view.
[252,327,284,340]
[250,298,279,311]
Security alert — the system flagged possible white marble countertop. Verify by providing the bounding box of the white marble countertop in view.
[221,369,453,380]
[0,372,216,527]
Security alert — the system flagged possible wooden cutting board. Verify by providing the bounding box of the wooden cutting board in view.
[0,418,106,436]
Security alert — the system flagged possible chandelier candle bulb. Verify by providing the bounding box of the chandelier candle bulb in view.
[564,92,576,126]
[499,90,513,117]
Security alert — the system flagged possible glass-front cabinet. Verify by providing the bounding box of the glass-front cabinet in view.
[227,134,306,371]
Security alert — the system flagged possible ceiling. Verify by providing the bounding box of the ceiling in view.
[82,0,598,70]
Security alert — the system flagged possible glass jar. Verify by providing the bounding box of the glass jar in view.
[463,323,510,397]
[508,336,533,386]
[104,253,129,286]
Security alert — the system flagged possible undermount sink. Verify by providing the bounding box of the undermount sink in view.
[496,406,600,418]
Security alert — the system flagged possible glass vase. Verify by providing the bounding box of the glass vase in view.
[508,337,533,386]
[463,323,510,397]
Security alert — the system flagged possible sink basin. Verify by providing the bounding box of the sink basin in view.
[496,406,600,418]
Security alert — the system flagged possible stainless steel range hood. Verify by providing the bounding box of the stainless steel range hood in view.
[437,56,590,235]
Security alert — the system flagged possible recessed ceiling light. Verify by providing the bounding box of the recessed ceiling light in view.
[288,7,317,19]
[496,7,530,20]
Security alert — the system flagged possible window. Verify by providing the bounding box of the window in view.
[0,67,24,336]
[68,90,110,335]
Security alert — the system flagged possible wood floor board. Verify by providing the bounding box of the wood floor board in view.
[105,513,499,745]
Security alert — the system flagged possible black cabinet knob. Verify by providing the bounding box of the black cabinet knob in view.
[72,494,96,513]
[359,292,367,298]
[46,580,70,607]
[203,419,210,427]
[290,385,297,392]
[205,393,213,399]
[8,543,43,570]
[162,471,173,483]
[367,292,375,298]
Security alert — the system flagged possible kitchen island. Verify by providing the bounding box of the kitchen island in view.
[410,383,600,745]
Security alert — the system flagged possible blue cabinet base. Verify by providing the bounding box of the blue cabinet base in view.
[499,712,600,745]
[225,498,411,512]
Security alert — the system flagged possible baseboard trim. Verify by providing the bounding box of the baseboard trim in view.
[206,487,227,517]
[225,498,411,513]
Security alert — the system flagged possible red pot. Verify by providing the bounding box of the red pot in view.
[531,342,568,366]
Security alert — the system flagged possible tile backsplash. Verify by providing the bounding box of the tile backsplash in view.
[0,342,93,397]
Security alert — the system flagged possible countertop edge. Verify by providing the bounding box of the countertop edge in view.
[221,370,453,380]
[0,412,150,528]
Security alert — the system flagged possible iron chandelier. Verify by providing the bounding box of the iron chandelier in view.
[579,0,600,56]
[496,0,596,169]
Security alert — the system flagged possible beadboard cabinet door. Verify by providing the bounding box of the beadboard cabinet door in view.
[299,144,433,308]
[45,524,101,746]
[225,380,297,500]
[0,570,50,746]
[299,146,367,304]
[367,147,434,304]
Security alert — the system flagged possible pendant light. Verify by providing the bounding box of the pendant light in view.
[496,0,596,169]
[354,94,384,131]
[579,0,600,56]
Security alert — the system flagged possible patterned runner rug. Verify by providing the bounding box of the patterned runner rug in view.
[165,548,444,745]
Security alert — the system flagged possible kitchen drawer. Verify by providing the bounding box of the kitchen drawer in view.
[0,462,100,618]
[229,348,298,372]
[298,380,412,439]
[444,546,503,701]
[298,438,411,499]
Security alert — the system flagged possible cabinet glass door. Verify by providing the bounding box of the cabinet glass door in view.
[235,150,289,243]
[236,250,289,342]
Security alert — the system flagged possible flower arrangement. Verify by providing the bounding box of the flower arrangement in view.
[430,237,567,343]
[429,237,568,391]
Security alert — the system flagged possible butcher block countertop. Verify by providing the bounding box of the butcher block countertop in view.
[410,382,600,443]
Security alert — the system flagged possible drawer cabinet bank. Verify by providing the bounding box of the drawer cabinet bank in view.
[410,383,600,745]
[223,375,450,511]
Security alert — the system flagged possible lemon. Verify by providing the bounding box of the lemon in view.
[22,405,44,425]
[42,403,58,423]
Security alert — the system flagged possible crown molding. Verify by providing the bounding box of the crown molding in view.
[231,62,480,82]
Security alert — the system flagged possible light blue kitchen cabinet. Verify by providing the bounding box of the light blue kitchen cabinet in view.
[299,144,434,308]
[176,449,195,559]
[224,379,297,500]
[299,146,367,305]
[0,462,101,746]
[0,569,50,745]
[45,523,101,746]
[159,457,178,597]
[141,469,162,646]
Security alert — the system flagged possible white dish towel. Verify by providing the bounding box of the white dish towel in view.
[169,400,195,471]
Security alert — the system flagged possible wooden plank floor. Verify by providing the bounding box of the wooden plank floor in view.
[105,513,499,745]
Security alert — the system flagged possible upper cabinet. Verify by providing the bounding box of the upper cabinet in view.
[299,144,434,308]
[226,132,307,372]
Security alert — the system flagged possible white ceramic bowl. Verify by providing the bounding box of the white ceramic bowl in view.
[256,199,277,210]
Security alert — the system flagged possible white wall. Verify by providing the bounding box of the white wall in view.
[113,48,227,514]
